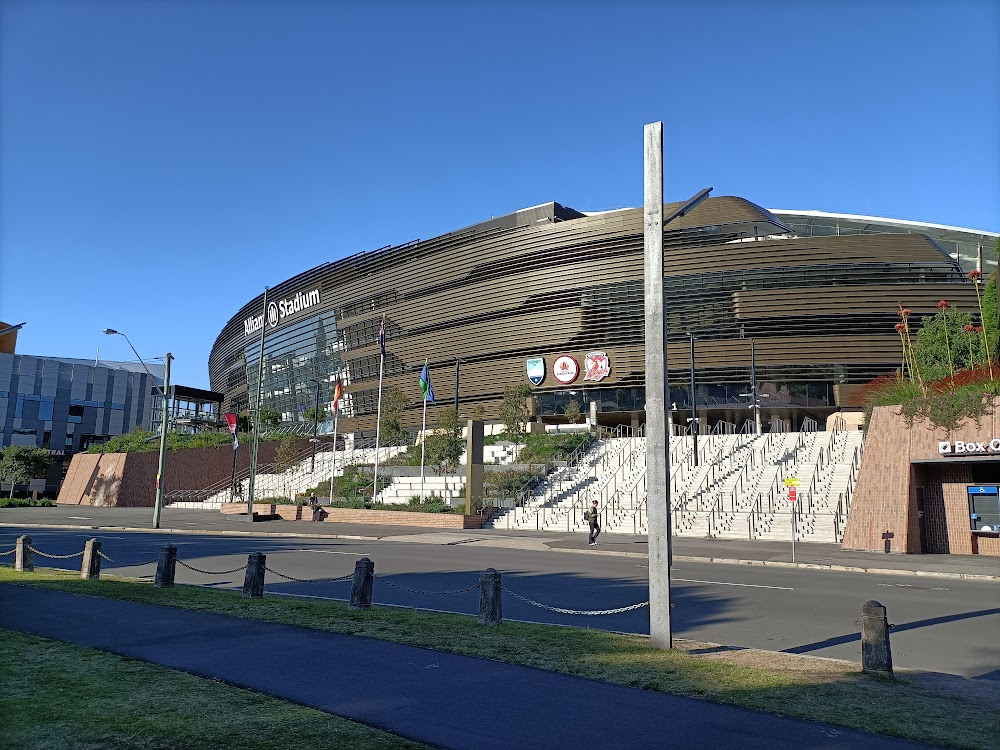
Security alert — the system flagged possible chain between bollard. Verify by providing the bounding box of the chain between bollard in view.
[0,548,15,557]
[96,550,160,567]
[373,574,481,596]
[503,586,649,615]
[27,546,85,559]
[175,559,248,576]
[262,566,355,584]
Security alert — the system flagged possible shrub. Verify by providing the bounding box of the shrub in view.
[0,498,54,508]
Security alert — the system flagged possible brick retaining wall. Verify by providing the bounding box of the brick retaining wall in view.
[57,439,316,507]
[843,403,1000,556]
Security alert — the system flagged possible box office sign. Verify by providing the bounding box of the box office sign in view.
[938,438,1000,456]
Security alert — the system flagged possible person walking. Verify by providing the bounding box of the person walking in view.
[308,493,322,522]
[588,499,601,545]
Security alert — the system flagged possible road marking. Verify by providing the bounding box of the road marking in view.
[66,516,92,520]
[300,549,371,556]
[674,577,794,591]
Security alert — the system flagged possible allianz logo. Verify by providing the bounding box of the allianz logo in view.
[938,438,1000,455]
[244,288,321,337]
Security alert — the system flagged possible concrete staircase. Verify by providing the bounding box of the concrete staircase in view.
[496,423,865,543]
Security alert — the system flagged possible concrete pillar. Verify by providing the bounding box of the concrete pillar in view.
[478,568,502,626]
[644,121,673,649]
[81,538,102,580]
[242,552,266,598]
[154,545,177,588]
[15,535,32,573]
[465,420,485,515]
[350,557,375,610]
[861,600,893,675]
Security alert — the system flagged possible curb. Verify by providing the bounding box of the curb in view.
[3,522,998,582]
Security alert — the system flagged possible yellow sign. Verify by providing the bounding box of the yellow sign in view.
[783,477,801,487]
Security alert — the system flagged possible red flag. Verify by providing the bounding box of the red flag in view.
[224,413,239,449]
[332,380,344,413]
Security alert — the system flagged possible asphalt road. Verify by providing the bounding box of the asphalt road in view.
[3,525,998,680]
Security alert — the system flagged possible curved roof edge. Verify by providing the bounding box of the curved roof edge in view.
[769,209,998,240]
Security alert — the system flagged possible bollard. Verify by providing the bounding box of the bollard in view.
[81,539,102,580]
[861,600,893,675]
[154,545,177,588]
[15,535,32,573]
[349,557,375,611]
[478,568,502,626]
[242,552,266,598]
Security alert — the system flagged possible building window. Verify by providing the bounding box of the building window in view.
[38,399,54,421]
[968,486,1000,532]
[68,404,84,423]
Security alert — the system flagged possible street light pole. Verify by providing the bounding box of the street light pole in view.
[309,378,320,473]
[247,287,269,523]
[153,353,172,529]
[102,328,170,529]
[643,121,713,651]
[688,333,698,467]
[750,339,760,434]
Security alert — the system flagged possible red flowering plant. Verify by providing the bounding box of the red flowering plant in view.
[968,270,994,378]
[936,299,954,378]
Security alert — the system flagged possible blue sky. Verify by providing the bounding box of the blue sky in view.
[1,0,998,388]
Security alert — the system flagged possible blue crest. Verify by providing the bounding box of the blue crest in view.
[526,357,545,386]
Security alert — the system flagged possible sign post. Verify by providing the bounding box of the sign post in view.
[784,477,800,562]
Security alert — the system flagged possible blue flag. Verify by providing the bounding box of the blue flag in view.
[420,361,435,403]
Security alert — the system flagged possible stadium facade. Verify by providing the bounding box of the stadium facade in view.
[208,196,998,436]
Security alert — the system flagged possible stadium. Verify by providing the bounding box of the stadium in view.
[208,196,997,437]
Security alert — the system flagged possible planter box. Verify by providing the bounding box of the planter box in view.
[220,503,494,529]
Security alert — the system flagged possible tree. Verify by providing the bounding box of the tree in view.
[258,408,281,429]
[498,383,532,442]
[304,406,327,423]
[379,386,410,446]
[914,306,979,381]
[274,436,300,475]
[0,445,52,498]
[424,407,465,471]
[563,400,583,424]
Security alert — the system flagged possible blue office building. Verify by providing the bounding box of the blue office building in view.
[0,353,164,496]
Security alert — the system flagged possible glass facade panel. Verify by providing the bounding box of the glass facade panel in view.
[245,311,344,428]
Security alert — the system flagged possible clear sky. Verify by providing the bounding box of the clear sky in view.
[1,0,997,388]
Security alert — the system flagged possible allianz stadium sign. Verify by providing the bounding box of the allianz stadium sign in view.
[244,288,321,337]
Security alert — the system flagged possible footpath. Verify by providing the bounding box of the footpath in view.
[3,505,998,581]
[0,583,937,750]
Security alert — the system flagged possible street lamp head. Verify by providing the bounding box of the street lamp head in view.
[102,328,120,336]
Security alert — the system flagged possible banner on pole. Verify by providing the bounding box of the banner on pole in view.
[225,413,239,449]
[332,379,344,412]
[420,361,435,403]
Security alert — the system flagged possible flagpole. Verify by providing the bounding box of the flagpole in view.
[420,391,428,504]
[330,406,339,504]
[372,315,386,504]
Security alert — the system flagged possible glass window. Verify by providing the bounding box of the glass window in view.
[38,399,54,421]
[968,487,1000,531]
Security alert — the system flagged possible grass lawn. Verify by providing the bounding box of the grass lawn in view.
[0,629,427,750]
[2,566,997,750]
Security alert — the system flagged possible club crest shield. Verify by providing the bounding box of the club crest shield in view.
[526,357,545,386]
[552,355,579,384]
[583,351,611,382]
